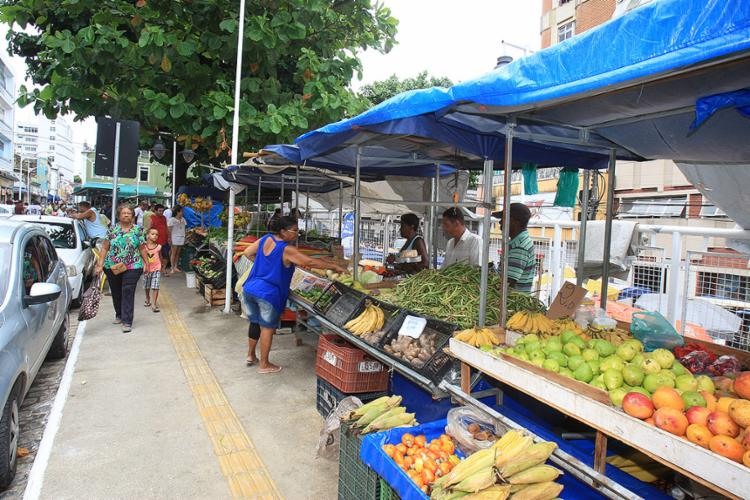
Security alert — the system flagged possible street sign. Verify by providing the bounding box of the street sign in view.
[94,117,140,178]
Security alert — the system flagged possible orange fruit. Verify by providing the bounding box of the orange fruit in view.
[414,435,426,447]
[401,433,415,447]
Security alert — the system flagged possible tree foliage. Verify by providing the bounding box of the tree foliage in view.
[1,0,398,163]
[358,71,452,106]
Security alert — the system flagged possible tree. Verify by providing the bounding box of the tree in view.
[358,71,453,106]
[1,0,398,164]
[73,175,82,184]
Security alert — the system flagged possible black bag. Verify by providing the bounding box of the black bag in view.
[78,281,102,321]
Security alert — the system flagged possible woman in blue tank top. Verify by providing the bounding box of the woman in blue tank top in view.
[240,216,346,374]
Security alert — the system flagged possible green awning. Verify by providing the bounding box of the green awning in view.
[74,182,159,196]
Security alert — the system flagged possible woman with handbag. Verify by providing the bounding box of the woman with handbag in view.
[95,205,148,333]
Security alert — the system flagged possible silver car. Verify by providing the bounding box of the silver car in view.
[0,219,70,489]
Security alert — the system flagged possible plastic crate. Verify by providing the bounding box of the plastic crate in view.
[379,479,398,500]
[316,334,390,393]
[338,421,381,500]
[316,377,388,418]
[344,298,406,348]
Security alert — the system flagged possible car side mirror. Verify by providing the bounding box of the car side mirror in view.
[24,282,62,307]
[82,240,92,249]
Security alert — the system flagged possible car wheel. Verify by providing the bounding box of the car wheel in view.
[71,282,84,309]
[0,384,21,489]
[47,315,69,360]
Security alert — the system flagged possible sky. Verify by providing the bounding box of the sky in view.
[3,0,542,175]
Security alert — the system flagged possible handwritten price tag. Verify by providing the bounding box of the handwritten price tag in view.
[547,282,588,320]
[398,315,427,339]
[323,351,338,367]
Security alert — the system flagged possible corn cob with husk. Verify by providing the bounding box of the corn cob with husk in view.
[361,411,416,434]
[345,396,395,421]
[494,434,535,470]
[464,484,512,500]
[434,446,496,490]
[430,487,468,500]
[507,481,563,500]
[349,396,402,427]
[360,406,405,429]
[453,467,497,493]
[506,465,561,485]
[497,442,557,478]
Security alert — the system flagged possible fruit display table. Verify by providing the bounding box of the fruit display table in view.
[449,338,750,499]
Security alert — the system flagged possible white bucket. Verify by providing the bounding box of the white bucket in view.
[185,272,197,288]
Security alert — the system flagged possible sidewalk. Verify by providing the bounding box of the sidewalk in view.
[38,275,337,499]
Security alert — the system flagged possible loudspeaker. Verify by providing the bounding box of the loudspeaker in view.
[94,117,140,178]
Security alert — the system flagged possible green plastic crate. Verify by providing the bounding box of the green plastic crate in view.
[379,478,399,500]
[338,422,381,500]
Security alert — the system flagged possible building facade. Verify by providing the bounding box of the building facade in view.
[0,49,15,202]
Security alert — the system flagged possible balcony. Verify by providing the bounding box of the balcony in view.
[0,85,12,109]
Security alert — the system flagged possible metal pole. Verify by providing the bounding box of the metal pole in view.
[224,0,246,314]
[667,231,683,325]
[383,214,391,265]
[256,176,262,236]
[295,166,300,215]
[577,169,590,287]
[111,122,121,223]
[478,158,495,326]
[434,165,440,268]
[171,140,177,207]
[353,147,362,282]
[500,119,516,329]
[338,180,344,238]
[280,174,285,215]
[600,149,617,310]
[305,188,310,243]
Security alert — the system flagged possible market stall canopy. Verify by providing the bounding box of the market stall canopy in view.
[296,0,750,166]
[214,165,349,194]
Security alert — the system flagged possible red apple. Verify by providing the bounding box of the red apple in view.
[622,392,655,420]
[685,406,712,427]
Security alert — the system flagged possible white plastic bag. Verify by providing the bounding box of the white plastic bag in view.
[445,406,508,455]
[315,396,362,460]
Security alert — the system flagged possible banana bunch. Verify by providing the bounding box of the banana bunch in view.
[431,430,563,500]
[343,395,417,434]
[553,318,585,337]
[506,311,556,337]
[586,325,631,345]
[454,327,502,347]
[177,193,190,207]
[344,302,385,336]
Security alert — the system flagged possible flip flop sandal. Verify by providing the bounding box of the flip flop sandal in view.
[246,358,257,366]
[152,306,161,313]
[258,365,283,374]
[144,301,151,307]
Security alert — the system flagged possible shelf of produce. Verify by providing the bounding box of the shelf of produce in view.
[289,295,447,397]
[448,339,750,499]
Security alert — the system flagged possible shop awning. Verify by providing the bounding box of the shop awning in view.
[73,182,159,197]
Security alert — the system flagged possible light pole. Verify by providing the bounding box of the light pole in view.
[151,134,195,207]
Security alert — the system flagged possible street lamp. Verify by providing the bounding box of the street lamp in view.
[151,136,167,160]
[150,134,178,207]
[180,148,196,164]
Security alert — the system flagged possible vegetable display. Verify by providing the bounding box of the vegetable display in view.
[390,264,545,329]
[382,433,460,495]
[343,395,418,434]
[384,331,441,368]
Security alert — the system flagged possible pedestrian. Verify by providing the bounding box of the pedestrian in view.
[492,203,536,294]
[143,228,162,313]
[167,206,187,274]
[149,204,170,272]
[266,208,281,230]
[135,200,148,226]
[95,205,147,333]
[69,200,108,240]
[143,202,155,231]
[441,207,482,268]
[239,216,346,373]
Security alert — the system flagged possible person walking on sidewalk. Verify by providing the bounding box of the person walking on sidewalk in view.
[95,205,148,333]
[143,228,162,312]
[167,206,187,274]
[149,204,170,272]
[240,216,346,373]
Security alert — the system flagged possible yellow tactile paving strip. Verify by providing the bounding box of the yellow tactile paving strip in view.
[160,290,282,499]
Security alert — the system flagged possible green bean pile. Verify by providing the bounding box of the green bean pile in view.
[390,264,546,329]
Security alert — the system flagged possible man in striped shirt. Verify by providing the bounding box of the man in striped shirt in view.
[493,203,535,294]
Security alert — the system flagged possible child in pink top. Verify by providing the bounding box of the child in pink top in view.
[143,228,162,312]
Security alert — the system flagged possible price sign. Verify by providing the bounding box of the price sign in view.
[398,315,427,339]
[547,282,588,320]
[323,351,338,367]
[358,360,383,373]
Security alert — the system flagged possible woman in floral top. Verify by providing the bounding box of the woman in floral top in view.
[95,205,148,333]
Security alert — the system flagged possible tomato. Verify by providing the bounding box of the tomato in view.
[396,444,408,455]
[414,435,427,447]
[422,468,436,484]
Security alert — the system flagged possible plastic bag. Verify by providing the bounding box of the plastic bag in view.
[630,311,685,351]
[315,396,362,460]
[445,406,508,455]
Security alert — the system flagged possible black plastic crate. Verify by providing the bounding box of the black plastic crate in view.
[381,316,458,385]
[338,421,381,500]
[317,282,367,327]
[342,297,406,348]
[316,377,388,418]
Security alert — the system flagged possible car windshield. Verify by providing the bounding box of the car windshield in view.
[34,222,76,249]
[0,244,8,299]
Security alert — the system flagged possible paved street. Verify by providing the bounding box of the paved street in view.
[0,314,79,500]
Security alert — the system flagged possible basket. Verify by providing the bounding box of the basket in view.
[316,283,366,327]
[316,377,388,418]
[379,479,399,500]
[316,334,390,393]
[343,297,406,348]
[338,421,381,500]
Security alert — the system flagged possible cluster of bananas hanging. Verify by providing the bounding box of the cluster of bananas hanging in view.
[177,193,190,207]
[344,302,385,336]
[431,430,563,500]
[453,327,502,347]
[176,193,213,213]
[343,396,417,434]
[586,325,631,346]
[553,318,585,336]
[506,311,556,337]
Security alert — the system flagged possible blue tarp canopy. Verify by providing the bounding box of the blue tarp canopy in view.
[297,0,750,166]
[260,144,459,178]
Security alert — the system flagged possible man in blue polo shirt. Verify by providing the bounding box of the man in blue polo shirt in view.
[493,203,536,294]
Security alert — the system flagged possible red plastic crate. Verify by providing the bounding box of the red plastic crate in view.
[315,334,389,393]
[281,308,297,322]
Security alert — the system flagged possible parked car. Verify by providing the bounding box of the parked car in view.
[0,219,70,488]
[8,215,96,307]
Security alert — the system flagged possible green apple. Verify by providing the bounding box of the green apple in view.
[642,358,661,375]
[563,342,582,357]
[590,378,607,390]
[560,330,578,344]
[525,341,541,354]
[622,365,645,387]
[630,353,645,369]
[570,336,587,349]
[594,340,617,357]
[615,343,638,362]
[651,348,675,369]
[547,351,568,367]
[643,373,675,393]
[682,391,706,408]
[608,387,629,407]
[696,375,716,394]
[671,361,689,377]
[627,386,651,397]
[622,339,644,352]
[675,374,698,392]
[543,359,561,372]
[574,362,594,383]
[587,359,601,376]
[603,369,624,390]
[600,355,625,372]
[523,334,539,344]
[582,349,600,361]
[567,355,585,371]
[559,367,574,378]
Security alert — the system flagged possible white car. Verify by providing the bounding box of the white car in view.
[8,215,96,307]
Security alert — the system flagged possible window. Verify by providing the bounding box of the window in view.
[700,204,727,218]
[25,145,37,152]
[49,145,55,151]
[36,236,58,277]
[50,127,56,132]
[558,21,575,42]
[49,135,55,141]
[33,222,76,249]
[22,240,43,294]
[23,126,38,134]
[139,165,149,182]
[618,196,687,218]
[24,136,34,142]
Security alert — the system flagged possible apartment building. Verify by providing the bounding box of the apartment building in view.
[15,115,76,199]
[0,51,15,202]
